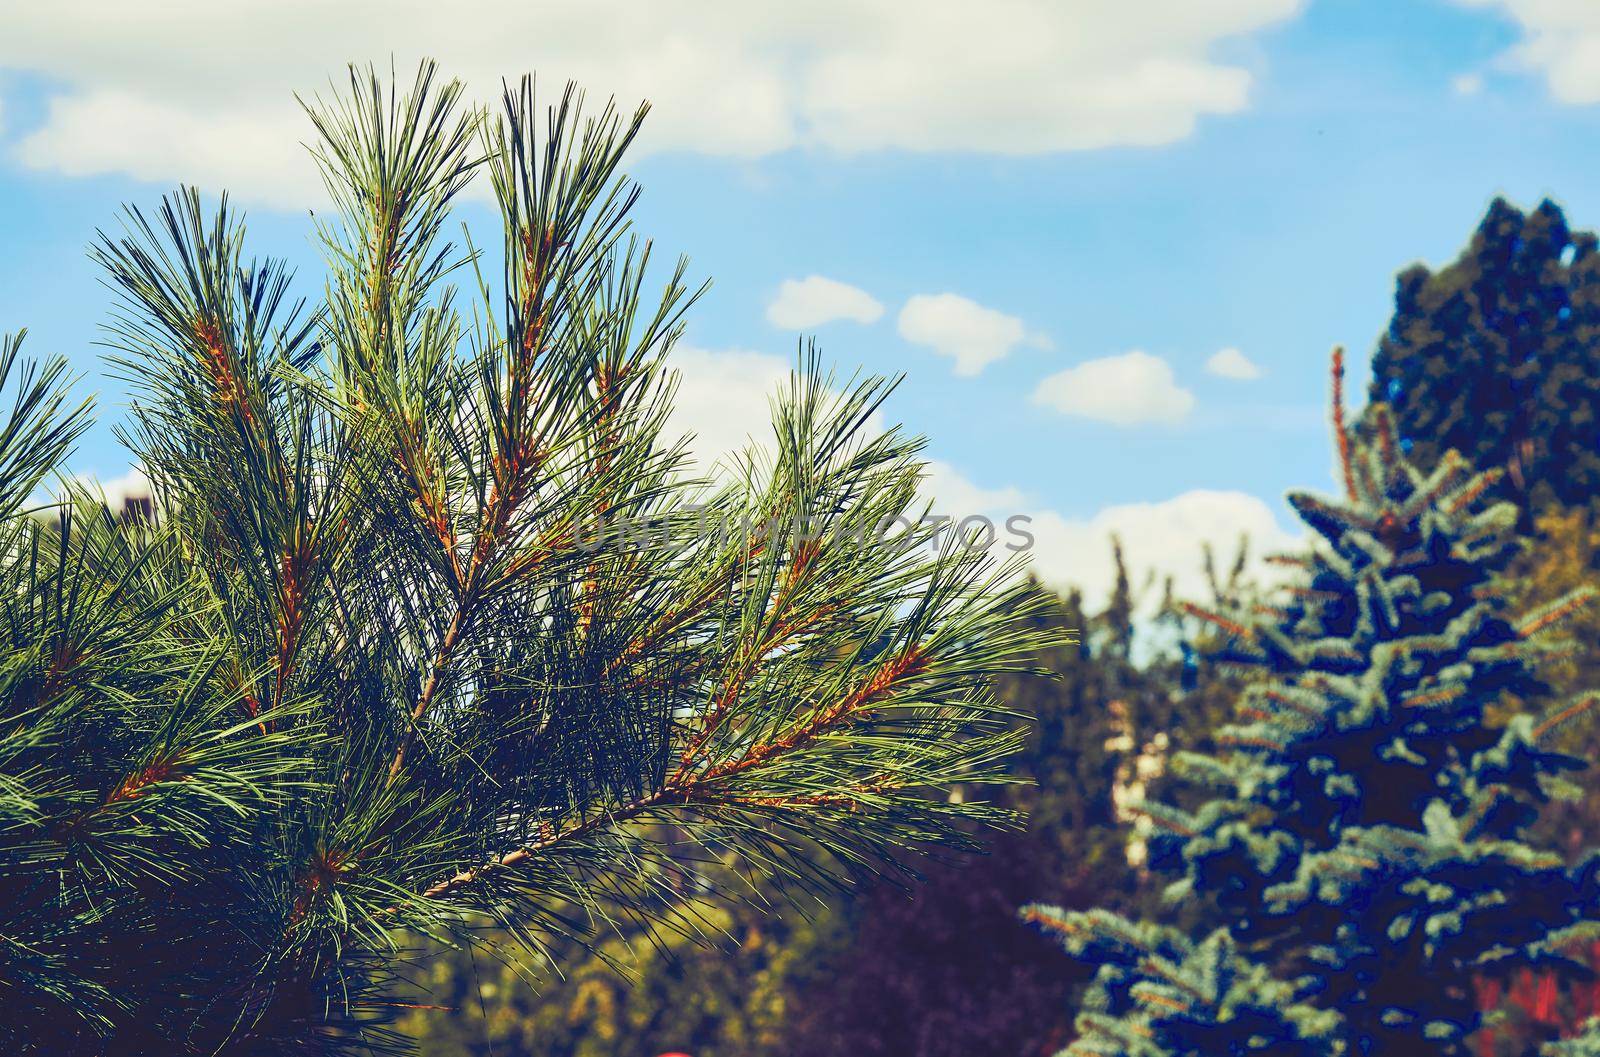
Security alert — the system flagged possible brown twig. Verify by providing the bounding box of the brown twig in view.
[699,645,925,782]
[1518,589,1598,640]
[1534,695,1600,742]
[1331,346,1357,501]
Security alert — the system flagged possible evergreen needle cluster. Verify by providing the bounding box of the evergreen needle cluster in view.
[0,63,1050,1055]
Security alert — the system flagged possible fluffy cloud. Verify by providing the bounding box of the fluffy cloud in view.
[1024,490,1297,609]
[767,276,884,330]
[921,460,1029,521]
[1032,350,1195,425]
[664,346,793,473]
[1205,346,1263,380]
[0,1,1303,206]
[18,92,312,201]
[921,461,1298,611]
[897,293,1044,376]
[1454,1,1600,103]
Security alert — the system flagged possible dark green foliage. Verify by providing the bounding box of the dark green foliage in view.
[0,64,1050,1055]
[1370,197,1600,525]
[1027,401,1600,1057]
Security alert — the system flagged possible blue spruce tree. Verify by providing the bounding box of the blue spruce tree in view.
[1025,353,1600,1057]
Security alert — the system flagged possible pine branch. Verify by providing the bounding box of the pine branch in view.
[1,62,1053,1054]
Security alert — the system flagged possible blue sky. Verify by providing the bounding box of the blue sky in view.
[2,0,1597,601]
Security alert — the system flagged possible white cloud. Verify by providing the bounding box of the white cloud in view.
[1454,1,1600,103]
[922,460,1029,519]
[1028,490,1299,612]
[1452,72,1486,96]
[921,461,1298,612]
[1032,350,1195,425]
[665,346,793,473]
[663,344,890,478]
[0,1,1304,206]
[767,276,884,330]
[19,92,314,202]
[896,293,1044,376]
[1205,346,1263,380]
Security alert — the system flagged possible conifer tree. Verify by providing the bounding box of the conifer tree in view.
[1369,197,1600,526]
[1025,352,1600,1057]
[0,64,1048,1056]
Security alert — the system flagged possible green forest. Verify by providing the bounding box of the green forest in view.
[6,64,1600,1057]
